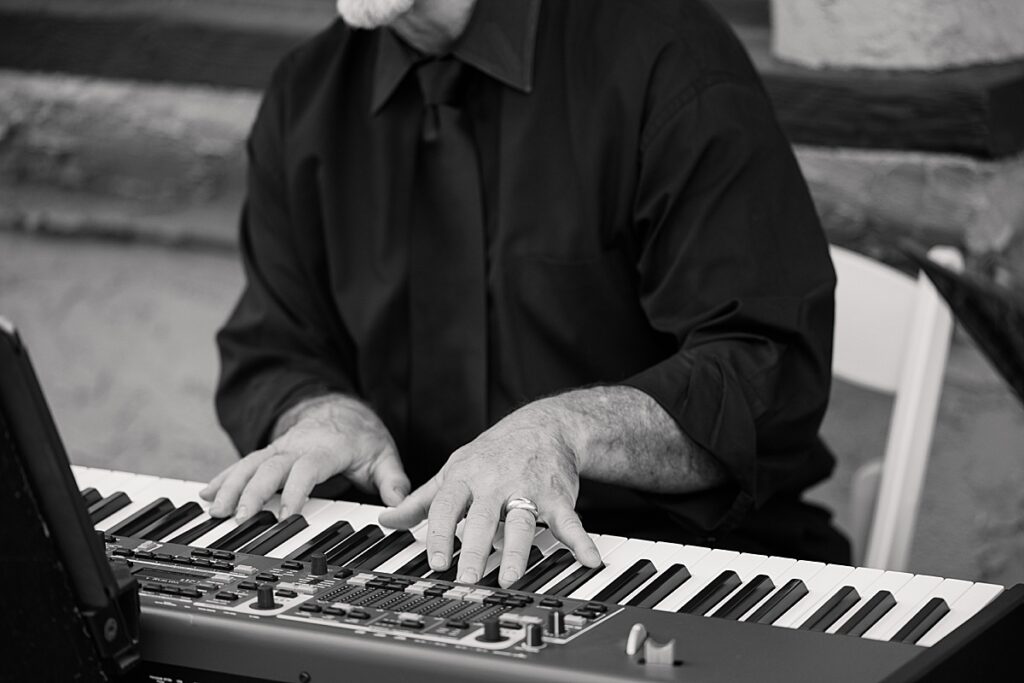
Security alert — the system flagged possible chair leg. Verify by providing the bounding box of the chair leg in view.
[849,458,882,565]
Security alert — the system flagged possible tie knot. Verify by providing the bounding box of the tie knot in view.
[416,58,468,107]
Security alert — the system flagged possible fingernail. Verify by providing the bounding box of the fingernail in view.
[501,570,518,586]
[457,571,477,585]
[392,485,409,501]
[234,505,248,522]
[279,506,290,519]
[430,552,447,571]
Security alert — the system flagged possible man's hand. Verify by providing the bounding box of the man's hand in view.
[201,395,410,521]
[379,402,602,589]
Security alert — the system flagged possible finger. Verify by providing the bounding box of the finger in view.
[546,504,601,567]
[498,507,537,588]
[279,452,330,519]
[426,482,471,572]
[208,448,272,518]
[378,475,441,529]
[371,450,411,508]
[199,466,232,501]
[491,522,505,551]
[456,500,502,584]
[235,454,292,522]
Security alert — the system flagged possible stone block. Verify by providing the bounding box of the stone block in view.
[795,145,1024,288]
[772,0,1024,69]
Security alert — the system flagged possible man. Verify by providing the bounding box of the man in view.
[201,0,850,590]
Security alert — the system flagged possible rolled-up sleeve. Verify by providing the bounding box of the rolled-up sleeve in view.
[215,60,356,456]
[622,74,835,522]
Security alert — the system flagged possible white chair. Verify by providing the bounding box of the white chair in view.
[830,244,962,571]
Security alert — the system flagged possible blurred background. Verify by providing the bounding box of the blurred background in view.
[1,0,1023,586]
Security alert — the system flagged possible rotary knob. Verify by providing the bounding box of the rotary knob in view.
[310,553,328,575]
[524,623,545,649]
[254,584,279,610]
[477,618,506,643]
[547,609,565,637]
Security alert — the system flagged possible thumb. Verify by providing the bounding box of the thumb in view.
[372,450,411,508]
[379,474,440,529]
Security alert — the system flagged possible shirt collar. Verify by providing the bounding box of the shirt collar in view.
[371,0,541,114]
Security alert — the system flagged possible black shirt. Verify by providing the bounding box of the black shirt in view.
[216,0,847,561]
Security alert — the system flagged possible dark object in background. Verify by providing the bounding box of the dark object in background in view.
[903,243,1024,408]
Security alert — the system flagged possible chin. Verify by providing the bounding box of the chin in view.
[336,0,416,29]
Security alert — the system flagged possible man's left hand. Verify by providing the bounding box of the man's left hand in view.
[379,401,602,588]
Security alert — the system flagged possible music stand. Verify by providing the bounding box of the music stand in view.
[0,317,140,681]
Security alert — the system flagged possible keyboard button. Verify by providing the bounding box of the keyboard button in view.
[836,591,897,636]
[626,564,691,609]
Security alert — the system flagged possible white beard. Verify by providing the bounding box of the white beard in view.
[336,0,415,28]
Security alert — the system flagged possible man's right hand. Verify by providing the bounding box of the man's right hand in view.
[200,395,410,521]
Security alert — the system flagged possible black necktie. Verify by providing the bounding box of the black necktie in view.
[407,58,488,481]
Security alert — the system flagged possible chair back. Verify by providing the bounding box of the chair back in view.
[830,244,961,570]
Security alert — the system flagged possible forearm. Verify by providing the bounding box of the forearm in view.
[531,385,731,494]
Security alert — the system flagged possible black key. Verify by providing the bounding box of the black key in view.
[711,575,775,620]
[626,563,692,609]
[891,597,950,644]
[396,539,462,578]
[207,511,278,551]
[136,502,203,541]
[544,563,606,598]
[836,590,897,637]
[592,560,659,604]
[426,549,466,582]
[88,492,131,524]
[477,546,543,588]
[167,515,230,546]
[80,487,102,507]
[284,521,355,562]
[510,549,575,593]
[748,578,809,624]
[238,514,309,555]
[324,526,386,565]
[107,498,176,538]
[348,530,416,570]
[799,586,861,632]
[678,570,742,615]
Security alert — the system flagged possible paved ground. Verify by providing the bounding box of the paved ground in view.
[2,229,1023,586]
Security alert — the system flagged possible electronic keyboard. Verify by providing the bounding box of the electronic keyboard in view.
[75,465,1021,682]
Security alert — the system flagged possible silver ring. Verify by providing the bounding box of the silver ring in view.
[505,496,540,519]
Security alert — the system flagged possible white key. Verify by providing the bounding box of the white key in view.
[738,559,828,622]
[263,501,364,558]
[374,522,432,573]
[861,574,947,641]
[720,556,800,620]
[566,539,681,601]
[652,549,740,612]
[828,570,915,634]
[611,541,711,605]
[188,494,289,549]
[916,582,1004,647]
[533,534,628,594]
[788,566,885,630]
[772,563,858,628]
[94,475,175,532]
[870,578,974,642]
